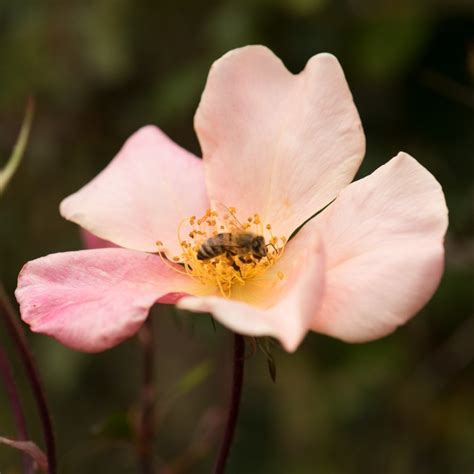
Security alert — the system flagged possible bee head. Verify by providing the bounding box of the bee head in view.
[251,235,267,259]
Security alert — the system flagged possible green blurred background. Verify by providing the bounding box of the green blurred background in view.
[0,1,473,473]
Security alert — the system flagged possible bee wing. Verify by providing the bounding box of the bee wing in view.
[213,202,246,231]
[222,241,249,247]
[214,233,245,247]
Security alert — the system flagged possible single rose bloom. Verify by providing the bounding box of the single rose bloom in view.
[15,46,448,353]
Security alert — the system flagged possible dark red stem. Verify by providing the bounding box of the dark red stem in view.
[0,343,33,473]
[138,317,156,474]
[0,284,56,474]
[213,333,245,474]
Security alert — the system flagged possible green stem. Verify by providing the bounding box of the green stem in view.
[0,98,34,195]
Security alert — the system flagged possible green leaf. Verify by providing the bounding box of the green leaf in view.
[91,412,133,441]
[259,337,278,383]
[267,353,277,383]
[176,360,213,395]
[160,360,214,418]
[0,97,34,195]
[209,315,217,332]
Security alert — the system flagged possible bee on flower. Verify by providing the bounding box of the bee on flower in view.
[15,46,448,353]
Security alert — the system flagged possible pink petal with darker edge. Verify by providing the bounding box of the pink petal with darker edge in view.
[16,248,198,352]
[81,228,117,249]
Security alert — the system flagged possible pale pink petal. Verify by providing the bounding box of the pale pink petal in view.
[81,229,117,249]
[15,249,197,352]
[0,437,48,472]
[178,234,325,352]
[195,45,365,239]
[60,126,209,256]
[303,152,448,342]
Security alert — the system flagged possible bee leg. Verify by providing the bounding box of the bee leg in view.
[225,253,241,272]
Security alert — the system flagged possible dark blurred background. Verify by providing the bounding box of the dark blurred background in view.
[0,1,473,473]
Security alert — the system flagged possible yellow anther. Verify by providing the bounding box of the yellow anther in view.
[266,224,272,230]
[156,240,163,246]
[277,271,285,280]
[164,207,287,299]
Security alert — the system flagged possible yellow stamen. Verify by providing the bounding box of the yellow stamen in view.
[157,208,287,298]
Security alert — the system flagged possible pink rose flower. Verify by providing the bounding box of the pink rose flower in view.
[15,46,448,353]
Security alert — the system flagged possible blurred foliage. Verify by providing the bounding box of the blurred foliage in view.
[0,0,473,473]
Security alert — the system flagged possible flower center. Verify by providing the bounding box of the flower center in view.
[157,207,287,298]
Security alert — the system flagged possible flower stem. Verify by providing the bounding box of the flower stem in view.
[213,333,245,474]
[0,284,56,474]
[138,317,156,474]
[0,343,34,473]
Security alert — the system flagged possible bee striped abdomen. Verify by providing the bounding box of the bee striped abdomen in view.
[197,243,224,260]
[196,232,266,261]
[196,233,229,260]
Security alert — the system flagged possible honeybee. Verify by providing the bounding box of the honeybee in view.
[197,232,268,261]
